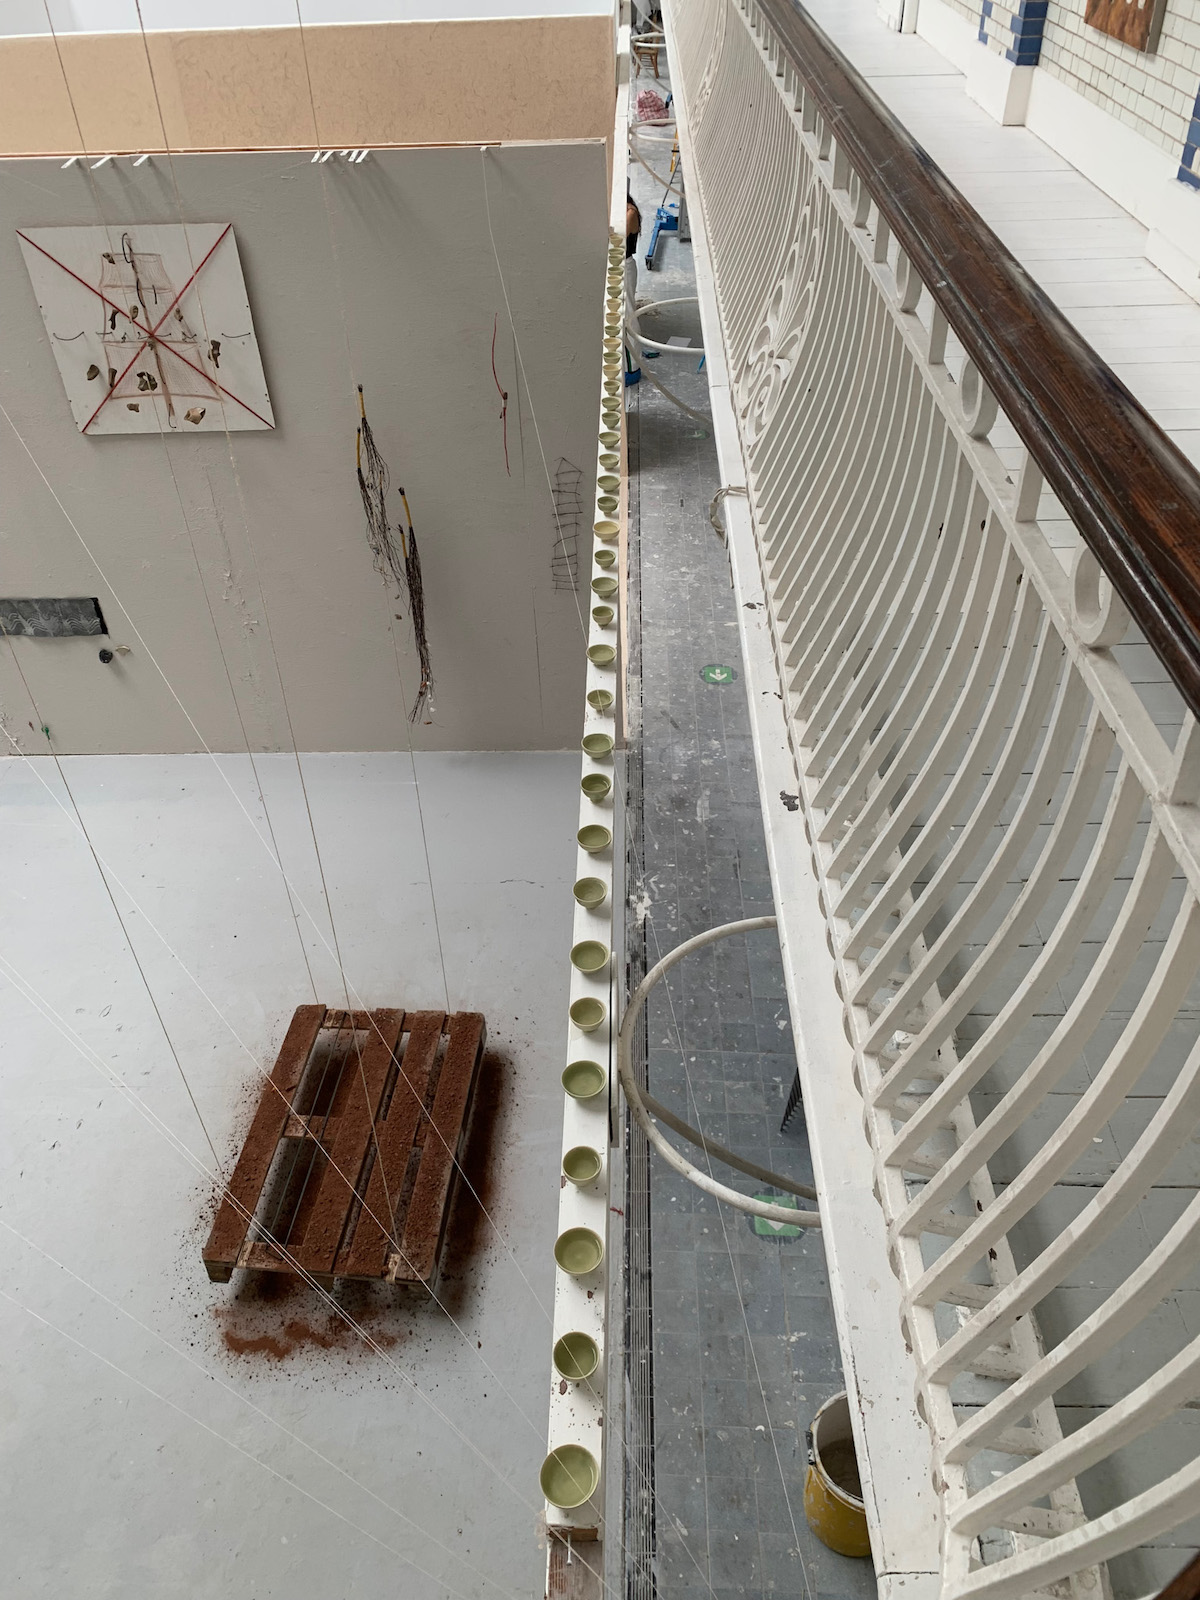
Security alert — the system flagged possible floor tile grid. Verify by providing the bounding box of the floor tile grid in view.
[626,97,877,1600]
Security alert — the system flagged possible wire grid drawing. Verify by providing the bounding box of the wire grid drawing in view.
[551,457,584,592]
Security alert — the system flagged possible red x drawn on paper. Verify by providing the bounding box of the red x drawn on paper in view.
[18,225,274,433]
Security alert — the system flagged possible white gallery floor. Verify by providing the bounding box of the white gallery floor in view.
[0,749,580,1599]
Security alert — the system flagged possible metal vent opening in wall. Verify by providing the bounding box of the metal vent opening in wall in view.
[0,598,108,638]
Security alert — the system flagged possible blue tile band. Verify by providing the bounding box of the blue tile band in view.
[1005,0,1047,65]
[1180,84,1200,187]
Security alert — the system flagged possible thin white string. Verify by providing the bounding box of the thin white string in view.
[0,1216,531,1600]
[0,393,551,1327]
[0,1283,524,1600]
[23,23,761,1580]
[0,725,546,1437]
[263,18,561,1315]
[22,16,553,1328]
[117,5,545,1319]
[0,949,560,1517]
[259,48,621,1574]
[0,630,222,1169]
[35,21,614,1561]
[121,0,407,1279]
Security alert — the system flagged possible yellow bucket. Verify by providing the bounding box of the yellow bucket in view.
[803,1392,871,1559]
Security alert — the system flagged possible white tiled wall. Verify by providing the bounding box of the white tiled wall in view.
[1013,0,1199,157]
[1042,0,1200,155]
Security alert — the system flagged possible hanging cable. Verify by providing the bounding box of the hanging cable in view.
[491,311,511,476]
[0,1220,530,1600]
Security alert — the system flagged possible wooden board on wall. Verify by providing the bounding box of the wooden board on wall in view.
[1084,0,1167,53]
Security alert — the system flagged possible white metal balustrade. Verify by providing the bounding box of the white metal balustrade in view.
[661,0,1200,1595]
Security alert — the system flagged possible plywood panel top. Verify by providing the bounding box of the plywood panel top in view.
[0,14,615,157]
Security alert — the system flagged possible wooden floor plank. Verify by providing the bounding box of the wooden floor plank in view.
[202,1003,326,1280]
[399,1013,486,1283]
[339,1011,446,1279]
[290,1009,405,1275]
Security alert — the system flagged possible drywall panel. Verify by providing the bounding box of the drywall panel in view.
[0,15,615,155]
[0,145,606,753]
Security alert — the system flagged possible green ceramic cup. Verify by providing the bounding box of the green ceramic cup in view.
[562,1059,607,1099]
[580,774,611,802]
[591,604,615,628]
[577,823,612,851]
[587,643,616,666]
[570,940,609,973]
[582,732,614,758]
[553,1330,601,1381]
[562,1145,603,1185]
[573,875,607,908]
[587,688,614,711]
[541,1443,600,1509]
[569,997,607,1032]
[594,516,619,540]
[599,451,620,469]
[595,549,616,570]
[597,495,619,514]
[554,1225,605,1274]
[592,576,619,599]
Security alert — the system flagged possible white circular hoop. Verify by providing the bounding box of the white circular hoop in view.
[628,297,706,356]
[1071,544,1130,649]
[617,917,821,1227]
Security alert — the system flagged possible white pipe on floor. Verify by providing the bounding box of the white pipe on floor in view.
[616,915,822,1226]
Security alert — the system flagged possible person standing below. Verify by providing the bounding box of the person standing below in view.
[625,192,642,378]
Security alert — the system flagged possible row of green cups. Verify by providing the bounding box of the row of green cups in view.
[539,245,627,1517]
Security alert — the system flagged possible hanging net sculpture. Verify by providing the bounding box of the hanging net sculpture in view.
[356,385,407,593]
[398,486,433,723]
[551,457,583,592]
[355,386,434,723]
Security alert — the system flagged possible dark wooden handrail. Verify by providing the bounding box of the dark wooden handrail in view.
[757,0,1200,722]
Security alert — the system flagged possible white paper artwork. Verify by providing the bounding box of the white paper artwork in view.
[17,223,274,435]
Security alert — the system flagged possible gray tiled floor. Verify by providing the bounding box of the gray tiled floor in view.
[626,104,877,1600]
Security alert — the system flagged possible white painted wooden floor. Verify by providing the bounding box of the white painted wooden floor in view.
[805,0,1200,464]
[0,750,577,1600]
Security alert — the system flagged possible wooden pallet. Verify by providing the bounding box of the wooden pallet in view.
[203,1005,487,1287]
